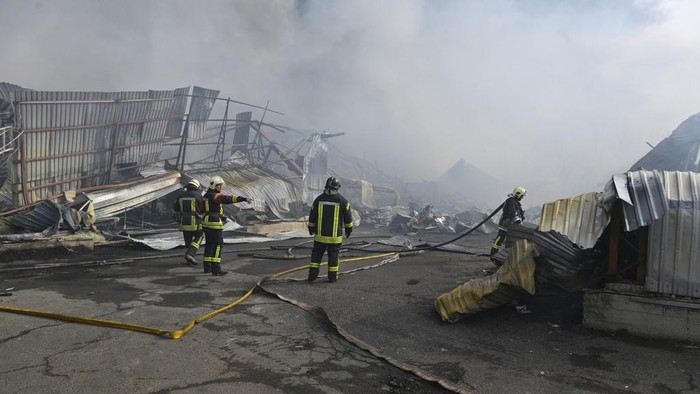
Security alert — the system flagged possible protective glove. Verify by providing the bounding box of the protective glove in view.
[345,228,352,238]
[308,227,314,236]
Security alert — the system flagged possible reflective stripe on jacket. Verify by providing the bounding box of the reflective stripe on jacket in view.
[308,192,353,244]
[173,189,203,231]
[202,188,242,229]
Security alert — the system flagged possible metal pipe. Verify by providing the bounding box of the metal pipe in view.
[173,94,284,115]
[21,114,183,134]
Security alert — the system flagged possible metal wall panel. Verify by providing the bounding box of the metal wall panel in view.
[622,170,667,231]
[187,86,219,140]
[10,88,188,207]
[538,192,609,249]
[647,171,700,298]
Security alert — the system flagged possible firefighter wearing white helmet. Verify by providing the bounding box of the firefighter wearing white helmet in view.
[173,177,204,266]
[489,186,526,264]
[201,175,253,276]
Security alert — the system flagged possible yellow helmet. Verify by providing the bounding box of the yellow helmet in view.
[210,175,225,186]
[513,186,527,198]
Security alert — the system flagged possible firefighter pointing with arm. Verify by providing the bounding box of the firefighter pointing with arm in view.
[307,177,353,283]
[201,175,253,276]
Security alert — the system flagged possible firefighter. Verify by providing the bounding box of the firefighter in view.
[173,178,204,266]
[307,176,353,283]
[202,175,253,276]
[490,186,526,262]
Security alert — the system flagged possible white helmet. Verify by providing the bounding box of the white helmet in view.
[210,175,225,187]
[513,186,527,199]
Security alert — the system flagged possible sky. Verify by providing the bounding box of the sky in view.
[1,0,700,208]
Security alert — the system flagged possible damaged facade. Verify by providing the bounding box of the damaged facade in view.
[0,83,411,252]
[436,113,700,342]
[3,80,699,343]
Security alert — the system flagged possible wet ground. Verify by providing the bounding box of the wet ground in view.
[1,227,698,393]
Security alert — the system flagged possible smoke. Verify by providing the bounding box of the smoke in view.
[1,0,699,207]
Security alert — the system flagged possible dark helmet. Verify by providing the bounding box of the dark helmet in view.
[185,179,201,190]
[325,176,341,190]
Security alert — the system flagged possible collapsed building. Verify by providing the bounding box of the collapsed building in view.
[0,82,404,255]
[4,81,697,342]
[435,113,700,342]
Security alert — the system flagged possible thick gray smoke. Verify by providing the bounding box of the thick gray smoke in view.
[1,0,699,207]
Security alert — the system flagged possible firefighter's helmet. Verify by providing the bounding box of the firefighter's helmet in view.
[185,179,201,190]
[325,176,341,190]
[513,186,527,199]
[210,175,225,186]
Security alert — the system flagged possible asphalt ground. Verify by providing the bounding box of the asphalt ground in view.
[1,227,698,394]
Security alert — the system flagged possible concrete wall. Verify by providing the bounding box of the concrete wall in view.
[583,283,700,343]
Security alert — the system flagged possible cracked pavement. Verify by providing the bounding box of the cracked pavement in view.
[1,230,698,393]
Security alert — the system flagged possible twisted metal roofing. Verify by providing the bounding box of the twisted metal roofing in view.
[538,192,610,249]
[189,167,303,219]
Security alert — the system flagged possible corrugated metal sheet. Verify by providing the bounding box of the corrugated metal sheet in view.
[302,133,329,205]
[9,200,81,235]
[10,88,189,207]
[621,170,667,231]
[434,239,538,323]
[646,171,700,298]
[538,192,609,249]
[187,86,219,140]
[498,225,604,292]
[85,172,182,218]
[531,231,601,292]
[165,87,189,138]
[190,167,303,219]
[0,82,26,125]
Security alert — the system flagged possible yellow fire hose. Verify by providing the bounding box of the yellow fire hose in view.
[0,252,399,340]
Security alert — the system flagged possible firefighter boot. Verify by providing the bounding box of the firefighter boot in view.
[328,271,337,283]
[184,253,197,266]
[203,262,212,274]
[212,263,228,276]
[307,267,319,282]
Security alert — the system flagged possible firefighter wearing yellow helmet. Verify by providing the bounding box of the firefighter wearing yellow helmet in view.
[489,186,526,264]
[173,178,204,266]
[201,175,253,276]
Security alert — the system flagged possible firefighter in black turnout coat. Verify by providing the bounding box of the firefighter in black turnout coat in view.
[490,186,526,263]
[202,175,253,276]
[173,178,204,266]
[307,177,353,283]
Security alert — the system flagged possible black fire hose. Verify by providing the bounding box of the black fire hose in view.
[309,201,507,255]
[425,200,505,250]
[253,201,507,257]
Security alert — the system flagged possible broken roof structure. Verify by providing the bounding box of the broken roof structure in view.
[0,82,404,244]
[630,112,700,172]
[436,113,700,341]
[0,83,312,236]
